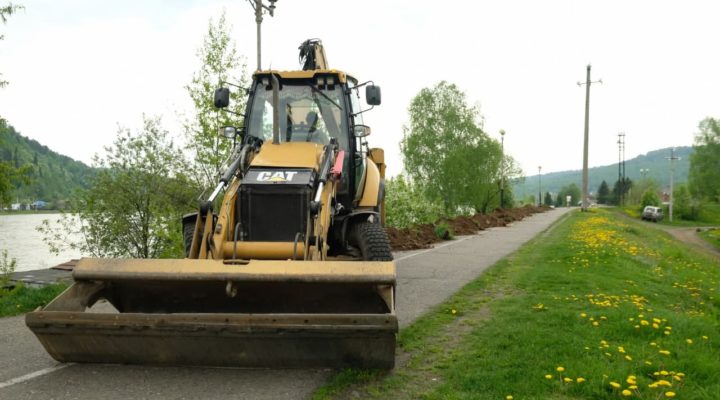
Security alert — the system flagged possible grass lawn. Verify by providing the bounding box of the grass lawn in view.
[0,283,68,317]
[699,229,720,251]
[314,208,720,400]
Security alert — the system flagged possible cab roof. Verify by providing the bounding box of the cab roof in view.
[253,69,356,85]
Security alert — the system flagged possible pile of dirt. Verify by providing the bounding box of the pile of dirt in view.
[386,223,440,251]
[387,205,551,251]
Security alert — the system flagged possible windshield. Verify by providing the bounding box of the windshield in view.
[246,82,349,149]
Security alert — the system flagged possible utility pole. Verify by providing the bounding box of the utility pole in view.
[248,0,278,71]
[500,129,505,208]
[577,65,602,211]
[617,132,626,205]
[666,148,681,222]
[538,165,542,206]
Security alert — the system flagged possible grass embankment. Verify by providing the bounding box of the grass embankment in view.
[623,203,720,227]
[0,283,68,317]
[699,229,720,251]
[314,208,720,400]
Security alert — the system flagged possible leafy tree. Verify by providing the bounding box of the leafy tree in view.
[639,187,661,210]
[689,117,720,202]
[384,174,443,229]
[611,177,632,205]
[672,183,699,220]
[543,191,553,206]
[557,183,581,207]
[597,180,610,204]
[1,2,23,89]
[39,116,197,258]
[401,81,505,214]
[184,11,249,189]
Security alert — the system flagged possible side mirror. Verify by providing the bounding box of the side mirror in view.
[353,124,371,137]
[214,88,230,108]
[366,85,381,106]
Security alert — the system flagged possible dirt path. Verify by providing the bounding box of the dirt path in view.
[661,226,720,260]
[0,208,573,400]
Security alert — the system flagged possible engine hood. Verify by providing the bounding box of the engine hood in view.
[250,142,324,170]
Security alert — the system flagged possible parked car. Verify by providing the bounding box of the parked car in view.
[641,206,663,222]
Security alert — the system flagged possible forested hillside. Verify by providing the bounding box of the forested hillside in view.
[0,122,95,206]
[513,146,692,199]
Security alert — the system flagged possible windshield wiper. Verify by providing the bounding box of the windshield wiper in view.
[310,85,342,110]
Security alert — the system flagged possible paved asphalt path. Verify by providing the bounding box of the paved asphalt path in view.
[0,208,572,400]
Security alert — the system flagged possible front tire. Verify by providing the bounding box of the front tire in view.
[349,221,393,261]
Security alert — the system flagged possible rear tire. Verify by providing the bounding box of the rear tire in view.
[349,221,393,261]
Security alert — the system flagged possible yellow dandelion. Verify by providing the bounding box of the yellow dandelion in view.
[673,375,682,382]
[593,321,599,326]
[544,374,553,379]
[659,350,671,355]
[665,392,676,397]
[622,389,632,396]
[702,335,708,340]
[576,377,586,383]
[563,377,572,383]
[506,396,513,400]
[660,370,669,376]
[451,309,457,315]
[627,376,637,385]
[556,366,565,372]
[686,338,693,344]
[580,312,587,317]
[657,380,672,387]
[625,355,633,361]
[610,381,621,389]
[641,320,650,326]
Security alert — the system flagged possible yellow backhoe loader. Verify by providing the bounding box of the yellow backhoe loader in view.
[26,39,397,368]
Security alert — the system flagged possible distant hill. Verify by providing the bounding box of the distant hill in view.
[0,122,95,206]
[513,146,692,199]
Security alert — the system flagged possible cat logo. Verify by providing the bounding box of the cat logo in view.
[256,171,298,183]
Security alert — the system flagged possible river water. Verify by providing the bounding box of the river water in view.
[0,213,82,272]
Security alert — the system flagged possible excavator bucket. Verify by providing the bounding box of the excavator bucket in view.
[26,258,397,369]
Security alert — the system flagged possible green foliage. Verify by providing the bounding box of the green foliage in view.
[612,177,632,205]
[597,180,610,204]
[401,81,509,214]
[0,249,16,289]
[639,186,661,209]
[384,174,443,228]
[433,223,453,240]
[543,191,553,206]
[184,11,249,188]
[0,283,68,317]
[672,183,700,220]
[0,120,94,207]
[556,183,581,207]
[689,117,720,202]
[38,116,198,258]
[313,209,720,399]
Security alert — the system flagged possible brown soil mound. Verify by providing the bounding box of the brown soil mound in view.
[386,223,441,251]
[387,205,550,251]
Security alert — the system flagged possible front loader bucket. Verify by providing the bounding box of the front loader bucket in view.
[26,258,397,369]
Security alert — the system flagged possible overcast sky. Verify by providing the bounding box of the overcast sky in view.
[1,0,718,178]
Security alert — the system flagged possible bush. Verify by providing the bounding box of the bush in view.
[433,223,454,240]
[0,250,16,290]
[385,175,443,229]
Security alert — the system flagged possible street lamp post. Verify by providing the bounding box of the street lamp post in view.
[500,129,505,208]
[248,0,278,71]
[538,165,542,206]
